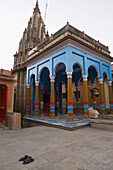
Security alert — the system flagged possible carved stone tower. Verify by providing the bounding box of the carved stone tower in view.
[13,1,48,116]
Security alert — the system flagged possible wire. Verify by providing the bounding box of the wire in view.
[44,0,48,25]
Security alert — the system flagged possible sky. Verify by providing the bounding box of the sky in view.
[0,0,113,70]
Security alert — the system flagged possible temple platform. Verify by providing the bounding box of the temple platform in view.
[22,114,90,131]
[22,114,113,131]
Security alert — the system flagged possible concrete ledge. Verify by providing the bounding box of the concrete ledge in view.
[6,112,21,130]
[22,117,89,131]
[99,114,113,120]
[90,119,113,131]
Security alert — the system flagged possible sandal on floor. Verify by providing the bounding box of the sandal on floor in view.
[19,155,28,161]
[22,156,34,164]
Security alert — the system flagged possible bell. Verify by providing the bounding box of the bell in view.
[93,88,99,97]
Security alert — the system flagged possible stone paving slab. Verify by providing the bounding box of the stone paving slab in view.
[0,126,113,169]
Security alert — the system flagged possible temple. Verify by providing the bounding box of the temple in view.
[13,1,113,125]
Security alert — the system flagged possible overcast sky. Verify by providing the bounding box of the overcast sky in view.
[0,0,113,70]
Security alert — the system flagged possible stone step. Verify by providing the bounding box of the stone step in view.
[90,119,113,131]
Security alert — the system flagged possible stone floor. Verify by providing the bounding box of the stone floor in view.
[0,125,113,170]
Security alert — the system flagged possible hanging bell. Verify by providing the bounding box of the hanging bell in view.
[93,88,99,97]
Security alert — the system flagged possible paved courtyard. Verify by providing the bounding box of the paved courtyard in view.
[0,125,113,170]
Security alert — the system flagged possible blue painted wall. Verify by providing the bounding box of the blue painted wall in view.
[27,45,112,83]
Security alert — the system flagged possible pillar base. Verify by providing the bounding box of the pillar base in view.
[82,119,90,123]
[48,119,58,123]
[24,115,31,118]
[65,121,76,126]
[33,117,41,120]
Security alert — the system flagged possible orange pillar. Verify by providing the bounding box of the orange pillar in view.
[83,75,90,120]
[34,81,40,118]
[108,81,113,114]
[66,72,76,125]
[99,79,105,115]
[48,76,57,122]
[25,84,31,117]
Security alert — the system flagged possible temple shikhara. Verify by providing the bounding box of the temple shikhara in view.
[13,1,113,125]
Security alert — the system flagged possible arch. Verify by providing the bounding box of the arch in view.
[55,62,67,87]
[88,65,99,78]
[29,74,35,84]
[73,62,84,75]
[38,67,50,80]
[54,62,66,76]
[72,63,83,86]
[88,65,99,84]
[103,72,109,80]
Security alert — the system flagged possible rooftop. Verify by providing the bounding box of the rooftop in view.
[0,69,14,81]
[38,22,110,56]
[26,22,112,66]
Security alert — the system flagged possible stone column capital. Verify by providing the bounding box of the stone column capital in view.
[67,71,72,78]
[26,84,30,88]
[82,75,88,81]
[108,81,112,86]
[99,79,103,84]
[50,76,55,82]
[35,81,40,86]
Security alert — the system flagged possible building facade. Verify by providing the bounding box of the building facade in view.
[0,69,14,123]
[13,1,113,124]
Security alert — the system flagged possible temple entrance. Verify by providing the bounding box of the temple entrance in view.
[0,85,7,122]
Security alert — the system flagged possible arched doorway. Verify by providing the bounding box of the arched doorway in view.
[0,84,8,123]
[40,67,50,115]
[88,66,99,109]
[55,63,67,115]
